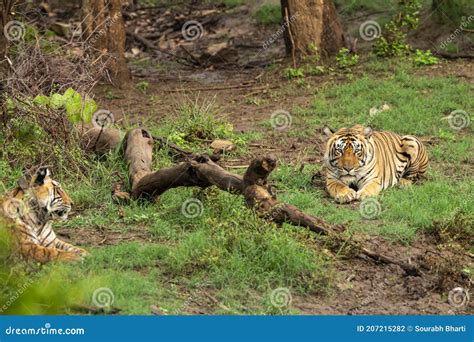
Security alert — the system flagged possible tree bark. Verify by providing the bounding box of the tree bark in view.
[81,0,130,87]
[281,0,344,59]
[0,0,14,125]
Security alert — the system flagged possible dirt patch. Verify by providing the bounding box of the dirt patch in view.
[293,235,473,315]
[57,224,154,247]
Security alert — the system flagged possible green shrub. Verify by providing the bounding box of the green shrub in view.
[413,49,439,66]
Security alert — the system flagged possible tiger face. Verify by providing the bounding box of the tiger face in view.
[323,125,374,178]
[18,167,73,221]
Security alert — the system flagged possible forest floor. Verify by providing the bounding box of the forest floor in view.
[1,0,473,315]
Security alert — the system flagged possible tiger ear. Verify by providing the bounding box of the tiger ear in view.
[34,167,51,186]
[323,126,334,137]
[363,126,373,138]
[17,175,31,191]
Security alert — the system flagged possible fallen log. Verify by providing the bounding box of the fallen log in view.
[83,127,421,276]
[80,126,122,157]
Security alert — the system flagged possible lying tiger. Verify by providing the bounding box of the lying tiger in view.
[0,167,88,263]
[323,125,428,203]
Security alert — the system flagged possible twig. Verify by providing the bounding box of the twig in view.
[164,84,276,92]
[126,29,194,67]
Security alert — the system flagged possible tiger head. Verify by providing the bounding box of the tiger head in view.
[323,125,374,177]
[17,167,73,221]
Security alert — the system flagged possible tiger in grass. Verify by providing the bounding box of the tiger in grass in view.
[322,125,428,203]
[0,167,88,263]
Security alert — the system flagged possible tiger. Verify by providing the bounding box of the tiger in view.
[0,167,88,263]
[323,125,428,203]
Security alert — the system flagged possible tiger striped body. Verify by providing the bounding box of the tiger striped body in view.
[323,125,428,203]
[0,168,88,263]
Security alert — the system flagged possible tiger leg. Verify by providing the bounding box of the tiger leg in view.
[51,238,89,257]
[357,181,382,200]
[326,176,357,203]
[401,136,428,180]
[20,242,83,263]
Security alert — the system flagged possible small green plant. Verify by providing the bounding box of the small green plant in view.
[33,88,97,124]
[413,49,439,66]
[135,81,150,94]
[374,0,421,57]
[254,4,282,25]
[285,67,305,79]
[336,48,359,69]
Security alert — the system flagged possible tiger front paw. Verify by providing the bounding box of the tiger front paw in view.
[334,188,358,203]
[58,251,84,262]
[74,248,89,257]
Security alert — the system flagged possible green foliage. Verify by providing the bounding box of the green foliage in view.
[254,4,282,25]
[374,0,422,57]
[336,48,359,69]
[285,67,305,79]
[413,49,439,66]
[33,88,97,124]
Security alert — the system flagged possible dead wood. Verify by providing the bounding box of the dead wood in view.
[123,128,154,191]
[80,126,122,156]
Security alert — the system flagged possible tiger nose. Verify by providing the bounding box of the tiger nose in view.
[343,166,353,172]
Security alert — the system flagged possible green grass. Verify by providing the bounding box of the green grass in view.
[1,57,472,315]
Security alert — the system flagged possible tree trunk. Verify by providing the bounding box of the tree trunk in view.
[81,0,130,87]
[281,0,344,59]
[0,0,14,124]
